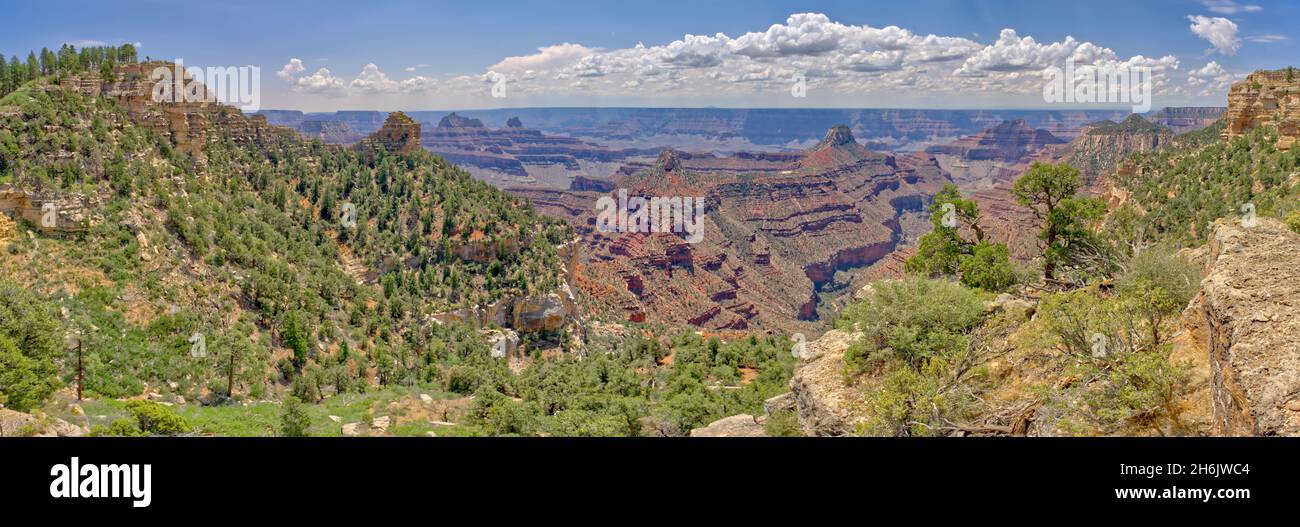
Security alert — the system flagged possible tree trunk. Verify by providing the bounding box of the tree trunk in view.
[226,350,236,398]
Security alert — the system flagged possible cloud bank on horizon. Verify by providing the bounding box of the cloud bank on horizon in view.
[269,7,1281,110]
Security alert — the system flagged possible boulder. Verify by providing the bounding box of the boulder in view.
[1184,218,1300,435]
[482,328,520,358]
[985,293,1036,313]
[0,408,86,437]
[688,415,766,437]
[764,392,796,416]
[788,329,870,436]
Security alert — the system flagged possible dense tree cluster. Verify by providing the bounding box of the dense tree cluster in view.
[0,43,138,98]
[0,70,571,412]
[1116,122,1299,246]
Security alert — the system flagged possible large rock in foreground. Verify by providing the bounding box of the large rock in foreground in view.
[688,415,766,437]
[788,329,869,436]
[1185,218,1300,436]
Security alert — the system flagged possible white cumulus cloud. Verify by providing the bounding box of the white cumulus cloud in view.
[277,58,305,80]
[1188,15,1241,55]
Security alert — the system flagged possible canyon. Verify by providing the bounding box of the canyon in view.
[259,107,1143,153]
[513,125,947,334]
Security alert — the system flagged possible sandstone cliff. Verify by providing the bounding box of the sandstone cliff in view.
[925,119,1064,163]
[1058,114,1172,187]
[431,283,579,334]
[1222,69,1300,150]
[438,112,486,129]
[1182,217,1300,436]
[298,119,360,144]
[358,111,422,155]
[63,62,295,158]
[0,187,100,233]
[1145,106,1224,134]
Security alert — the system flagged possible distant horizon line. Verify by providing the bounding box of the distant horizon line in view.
[250,105,1227,115]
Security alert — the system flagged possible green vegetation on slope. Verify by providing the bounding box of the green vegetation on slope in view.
[0,68,800,436]
[1116,122,1299,246]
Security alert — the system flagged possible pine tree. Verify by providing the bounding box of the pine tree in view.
[279,396,311,437]
[38,47,53,75]
[1012,162,1105,281]
[25,51,38,80]
[9,56,22,86]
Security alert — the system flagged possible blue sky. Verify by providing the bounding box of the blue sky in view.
[1,0,1295,110]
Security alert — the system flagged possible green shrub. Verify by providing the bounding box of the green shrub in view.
[124,400,191,436]
[960,242,1017,291]
[0,281,61,412]
[837,277,985,373]
[90,418,146,437]
[1286,209,1300,234]
[763,409,803,437]
[1115,247,1201,347]
[1086,345,1194,435]
[279,396,311,437]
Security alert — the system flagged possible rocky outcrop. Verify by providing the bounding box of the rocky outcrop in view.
[0,408,86,437]
[818,124,855,148]
[482,328,520,358]
[1058,115,1172,186]
[797,125,901,172]
[0,187,100,232]
[1183,218,1300,436]
[0,213,15,246]
[505,116,524,128]
[655,148,682,172]
[926,119,1065,162]
[298,119,359,143]
[63,62,295,157]
[1223,69,1300,150]
[1145,106,1225,134]
[432,283,578,334]
[687,393,799,437]
[688,414,766,437]
[438,112,485,128]
[788,329,869,436]
[359,111,421,155]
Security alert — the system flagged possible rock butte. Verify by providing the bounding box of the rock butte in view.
[1222,69,1300,150]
